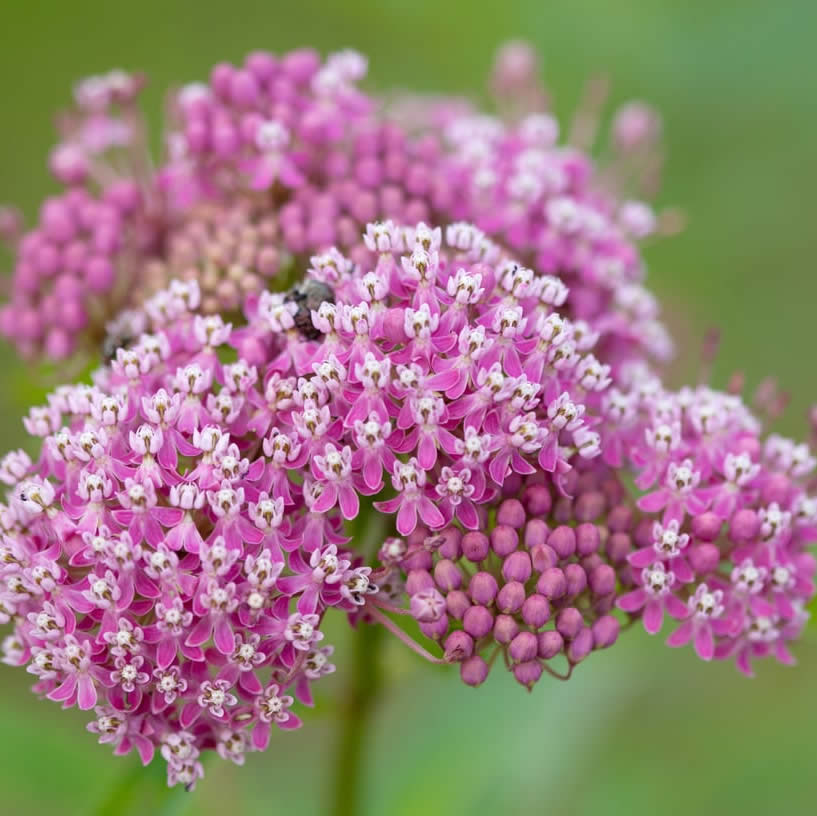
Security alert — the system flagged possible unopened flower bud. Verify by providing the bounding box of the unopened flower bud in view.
[513,660,544,690]
[502,551,532,583]
[497,498,526,529]
[691,512,721,542]
[537,630,564,659]
[493,613,520,644]
[461,655,489,687]
[575,522,600,555]
[469,571,499,605]
[591,615,620,649]
[574,490,606,522]
[491,524,519,557]
[548,525,576,559]
[446,590,471,620]
[444,630,474,662]
[463,605,494,638]
[521,594,550,627]
[462,531,490,562]
[509,631,538,662]
[537,567,567,599]
[556,607,584,639]
[523,484,552,516]
[564,563,587,597]
[523,518,549,550]
[496,581,526,613]
[433,559,462,591]
[567,627,594,662]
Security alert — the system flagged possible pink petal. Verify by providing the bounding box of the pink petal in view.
[213,616,235,655]
[736,649,754,677]
[665,594,690,620]
[374,496,401,513]
[775,642,796,666]
[77,674,98,710]
[671,557,694,583]
[155,507,184,526]
[694,625,714,661]
[312,483,338,514]
[47,674,77,703]
[185,615,213,648]
[363,456,383,491]
[180,701,202,728]
[239,671,264,696]
[489,451,511,485]
[642,599,664,634]
[666,619,694,647]
[418,496,445,530]
[278,713,302,731]
[252,720,271,751]
[338,485,360,520]
[426,367,460,392]
[456,501,479,530]
[396,501,418,536]
[637,489,669,513]
[417,434,437,470]
[157,638,177,670]
[628,547,655,568]
[616,588,647,613]
[132,734,155,766]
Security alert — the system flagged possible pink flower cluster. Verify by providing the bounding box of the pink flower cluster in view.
[0,278,372,786]
[1,45,670,372]
[0,43,815,789]
[0,70,157,359]
[614,386,816,675]
[0,216,630,784]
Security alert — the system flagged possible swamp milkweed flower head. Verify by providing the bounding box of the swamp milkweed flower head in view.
[1,44,672,372]
[0,43,814,790]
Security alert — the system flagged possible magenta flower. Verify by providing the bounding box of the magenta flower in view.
[637,458,709,522]
[0,40,815,798]
[666,584,732,661]
[617,563,689,634]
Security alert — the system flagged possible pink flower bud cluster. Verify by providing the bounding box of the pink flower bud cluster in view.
[386,462,634,690]
[0,70,159,359]
[138,200,284,315]
[0,187,138,359]
[1,45,669,376]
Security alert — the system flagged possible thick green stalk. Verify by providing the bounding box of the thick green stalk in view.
[329,505,389,816]
[329,621,383,816]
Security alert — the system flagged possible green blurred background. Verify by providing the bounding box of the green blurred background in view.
[1,1,816,814]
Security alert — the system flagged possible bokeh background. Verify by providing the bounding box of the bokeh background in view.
[1,1,816,814]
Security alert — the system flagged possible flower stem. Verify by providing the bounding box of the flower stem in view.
[329,620,383,816]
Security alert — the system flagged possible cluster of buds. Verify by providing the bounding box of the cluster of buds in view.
[138,200,284,314]
[382,463,635,690]
[1,46,672,370]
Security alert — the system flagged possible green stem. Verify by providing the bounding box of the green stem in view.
[329,621,384,816]
[93,756,184,816]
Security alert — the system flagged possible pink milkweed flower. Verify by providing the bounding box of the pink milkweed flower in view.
[311,443,360,520]
[374,458,444,535]
[628,519,694,582]
[435,466,479,529]
[666,584,732,661]
[637,458,709,523]
[617,563,689,634]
